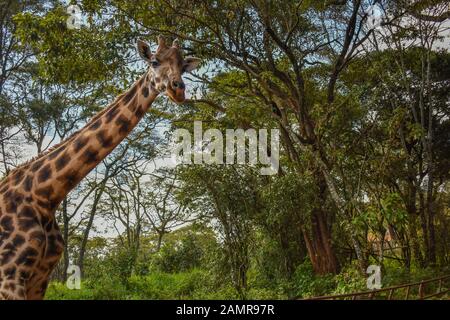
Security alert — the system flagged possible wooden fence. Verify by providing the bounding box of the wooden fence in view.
[305,274,450,300]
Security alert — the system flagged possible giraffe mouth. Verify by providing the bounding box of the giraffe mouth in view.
[166,87,186,104]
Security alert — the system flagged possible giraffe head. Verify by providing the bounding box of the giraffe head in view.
[137,36,201,104]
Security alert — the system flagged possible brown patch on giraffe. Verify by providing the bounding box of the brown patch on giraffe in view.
[39,215,50,230]
[122,85,137,105]
[19,270,31,281]
[4,266,16,279]
[96,130,113,148]
[88,118,102,131]
[5,201,17,214]
[0,216,14,233]
[40,280,49,293]
[29,231,45,246]
[36,200,51,210]
[18,206,35,219]
[18,220,39,233]
[18,214,40,232]
[65,175,79,189]
[115,115,131,134]
[105,103,120,123]
[35,186,54,199]
[15,247,39,267]
[45,234,63,258]
[1,246,16,264]
[3,189,12,198]
[55,153,70,171]
[13,170,25,186]
[4,282,16,291]
[128,102,137,112]
[37,164,52,183]
[49,199,60,211]
[48,145,66,160]
[30,159,44,172]
[44,219,55,233]
[142,87,149,98]
[22,175,33,192]
[135,105,145,118]
[73,136,89,153]
[80,148,99,164]
[57,170,79,190]
[5,190,23,213]
[11,234,25,248]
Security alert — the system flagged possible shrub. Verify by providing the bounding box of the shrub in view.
[332,262,366,295]
[45,282,95,300]
[291,260,336,298]
[127,269,207,299]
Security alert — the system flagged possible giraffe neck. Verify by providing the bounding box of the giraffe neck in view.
[22,73,158,213]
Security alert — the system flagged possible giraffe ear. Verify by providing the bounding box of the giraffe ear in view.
[137,39,152,62]
[183,57,202,73]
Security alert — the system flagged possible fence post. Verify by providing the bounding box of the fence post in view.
[388,288,394,300]
[405,286,410,300]
[418,281,425,299]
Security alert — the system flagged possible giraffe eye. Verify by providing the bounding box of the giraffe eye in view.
[150,60,160,67]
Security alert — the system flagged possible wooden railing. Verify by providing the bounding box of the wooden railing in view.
[304,275,450,300]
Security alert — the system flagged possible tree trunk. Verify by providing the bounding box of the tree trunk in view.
[77,166,111,274]
[62,197,70,282]
[0,130,10,175]
[300,168,341,274]
[302,208,339,274]
[418,191,431,265]
[405,182,424,267]
[279,224,295,277]
[77,187,104,275]
[156,231,164,252]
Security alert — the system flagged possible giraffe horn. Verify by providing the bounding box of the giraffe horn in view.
[172,38,180,48]
[157,35,167,50]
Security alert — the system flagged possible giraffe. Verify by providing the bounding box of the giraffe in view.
[0,36,201,300]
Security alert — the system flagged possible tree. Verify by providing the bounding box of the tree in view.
[142,169,193,252]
